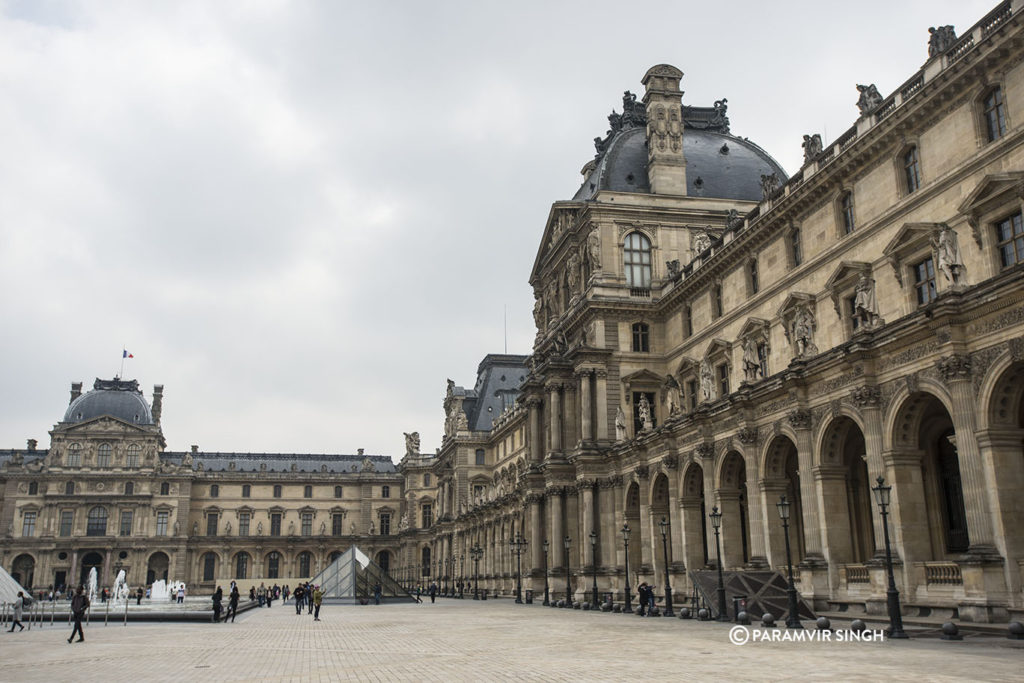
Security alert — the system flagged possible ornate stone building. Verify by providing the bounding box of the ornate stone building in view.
[402,1,1024,622]
[0,378,410,593]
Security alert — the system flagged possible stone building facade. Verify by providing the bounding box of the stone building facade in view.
[401,1,1024,622]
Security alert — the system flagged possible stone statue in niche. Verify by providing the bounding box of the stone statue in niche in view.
[173,520,180,536]
[533,297,544,331]
[853,272,880,328]
[692,231,712,256]
[663,375,682,415]
[320,521,326,535]
[191,521,198,536]
[928,25,957,58]
[802,134,823,164]
[404,432,421,457]
[369,520,375,535]
[350,521,356,535]
[652,106,668,151]
[700,361,713,402]
[791,303,819,358]
[257,521,263,536]
[742,337,761,383]
[587,227,602,270]
[856,84,884,115]
[933,224,965,286]
[225,521,231,535]
[669,109,682,152]
[399,513,409,532]
[566,252,581,293]
[615,406,627,441]
[288,520,295,536]
[637,394,653,431]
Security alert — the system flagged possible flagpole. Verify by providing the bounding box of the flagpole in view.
[120,347,125,379]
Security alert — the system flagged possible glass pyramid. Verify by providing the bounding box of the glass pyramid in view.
[309,546,417,604]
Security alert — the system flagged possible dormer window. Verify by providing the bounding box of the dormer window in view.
[623,232,652,289]
[97,443,112,468]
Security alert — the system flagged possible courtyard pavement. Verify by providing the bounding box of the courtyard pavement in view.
[1,599,1022,682]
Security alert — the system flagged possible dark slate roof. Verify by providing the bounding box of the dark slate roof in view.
[0,450,47,466]
[161,452,397,474]
[462,354,529,432]
[572,126,787,202]
[63,378,154,426]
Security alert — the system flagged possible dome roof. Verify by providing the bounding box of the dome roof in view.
[63,378,153,426]
[573,124,787,202]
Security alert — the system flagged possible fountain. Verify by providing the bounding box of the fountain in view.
[150,579,168,601]
[111,569,130,605]
[87,567,98,606]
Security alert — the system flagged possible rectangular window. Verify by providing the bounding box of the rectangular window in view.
[59,510,74,537]
[239,512,250,537]
[67,451,81,468]
[304,485,312,499]
[475,449,485,466]
[156,511,168,536]
[273,485,282,498]
[207,513,218,536]
[749,260,759,294]
[422,504,433,530]
[757,342,769,380]
[904,147,921,193]
[996,212,1024,269]
[984,87,1007,142]
[791,229,803,267]
[913,257,938,306]
[712,284,723,319]
[841,193,855,235]
[22,511,36,537]
[717,364,730,397]
[97,445,111,468]
[686,380,698,412]
[270,513,282,536]
[242,485,251,498]
[301,512,312,536]
[119,510,133,536]
[381,486,390,498]
[631,323,650,352]
[380,513,391,536]
[332,513,344,536]
[684,305,693,338]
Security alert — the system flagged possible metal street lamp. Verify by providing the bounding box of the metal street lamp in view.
[658,518,674,617]
[510,533,527,604]
[588,530,599,608]
[470,543,483,600]
[776,495,803,629]
[459,554,465,599]
[709,506,729,622]
[563,535,572,607]
[542,539,550,606]
[872,476,908,639]
[622,523,633,613]
[442,557,449,597]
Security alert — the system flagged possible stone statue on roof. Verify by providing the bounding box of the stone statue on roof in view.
[760,173,780,200]
[710,99,730,132]
[802,134,823,164]
[361,457,376,472]
[404,432,421,457]
[856,84,884,115]
[928,25,957,58]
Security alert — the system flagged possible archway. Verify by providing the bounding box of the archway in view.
[763,435,804,568]
[147,552,169,585]
[980,359,1024,566]
[11,554,35,588]
[819,417,875,564]
[718,451,750,568]
[80,551,104,587]
[680,463,707,571]
[650,474,672,578]
[376,550,391,573]
[265,551,282,579]
[234,552,251,580]
[624,482,642,581]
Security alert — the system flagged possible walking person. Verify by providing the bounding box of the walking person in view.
[637,583,648,617]
[647,584,657,615]
[227,586,239,623]
[212,587,223,623]
[313,585,323,621]
[68,585,89,643]
[293,584,305,614]
[307,583,314,614]
[8,591,26,632]
[428,582,437,604]
[373,583,382,606]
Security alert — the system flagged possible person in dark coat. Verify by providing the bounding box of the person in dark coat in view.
[68,585,89,643]
[637,583,648,616]
[212,587,223,623]
[293,584,305,614]
[428,582,437,604]
[227,586,240,622]
[136,587,144,605]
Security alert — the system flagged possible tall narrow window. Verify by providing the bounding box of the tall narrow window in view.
[913,258,938,305]
[86,506,108,536]
[160,482,170,495]
[239,512,250,537]
[712,284,724,319]
[298,552,311,578]
[749,260,759,294]
[207,513,218,536]
[28,482,38,495]
[847,296,861,332]
[242,484,251,498]
[995,212,1024,269]
[381,486,390,499]
[686,380,698,412]
[422,504,433,529]
[273,485,282,498]
[757,342,769,380]
[59,510,74,536]
[203,553,215,581]
[267,552,280,579]
[126,444,140,468]
[684,304,693,338]
[791,228,803,266]
[270,513,282,536]
[304,485,313,499]
[124,481,134,495]
[119,510,133,536]
[210,484,219,498]
[475,449,485,466]
[22,511,36,537]
[423,474,431,486]
[840,192,855,235]
[984,87,1007,142]
[301,512,312,536]
[67,443,81,467]
[717,364,730,397]
[156,511,168,536]
[623,232,652,289]
[65,481,75,495]
[334,485,343,498]
[631,323,650,352]
[97,443,112,468]
[332,512,344,536]
[236,553,249,580]
[903,146,921,193]
[380,513,391,535]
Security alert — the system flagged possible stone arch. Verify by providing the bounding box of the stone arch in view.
[813,408,866,468]
[883,379,954,452]
[11,553,36,588]
[761,434,804,564]
[816,415,875,564]
[680,461,708,568]
[978,352,1024,430]
[716,450,750,567]
[80,551,104,587]
[147,551,170,585]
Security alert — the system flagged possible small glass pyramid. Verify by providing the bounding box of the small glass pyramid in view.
[309,546,417,604]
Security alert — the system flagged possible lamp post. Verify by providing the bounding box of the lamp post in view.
[776,495,803,629]
[622,523,633,613]
[658,518,674,617]
[563,536,572,607]
[470,543,483,600]
[872,476,908,639]
[542,540,550,606]
[709,506,729,622]
[442,557,448,597]
[459,554,465,599]
[588,530,599,608]
[510,533,527,604]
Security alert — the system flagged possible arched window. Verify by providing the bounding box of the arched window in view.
[273,485,282,498]
[903,146,921,193]
[235,553,249,580]
[840,191,855,235]
[983,86,1007,142]
[298,552,312,577]
[67,443,82,468]
[126,444,141,468]
[423,474,431,487]
[97,443,112,467]
[623,232,652,289]
[631,322,650,352]
[421,546,431,576]
[160,482,170,495]
[124,482,134,495]
[86,506,108,536]
[334,485,343,498]
[267,552,280,579]
[304,485,312,499]
[65,481,75,495]
[210,484,219,498]
[202,552,216,582]
[242,484,251,498]
[381,485,390,498]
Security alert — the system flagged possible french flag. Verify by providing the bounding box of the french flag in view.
[123,350,134,359]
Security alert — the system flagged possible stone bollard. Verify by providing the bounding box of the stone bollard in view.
[556,599,565,608]
[761,613,777,628]
[649,606,661,617]
[678,607,691,620]
[698,608,710,621]
[736,611,750,625]
[601,602,612,612]
[1007,622,1024,640]
[850,619,866,633]
[612,604,622,613]
[941,622,963,641]
[816,616,832,632]
[582,603,592,611]
[573,601,581,610]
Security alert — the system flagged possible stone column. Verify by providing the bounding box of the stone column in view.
[581,484,595,567]
[528,399,543,463]
[680,498,705,571]
[789,410,825,561]
[529,495,543,574]
[852,386,887,552]
[814,465,851,586]
[563,383,578,450]
[549,490,564,569]
[739,431,769,567]
[595,371,609,442]
[637,471,653,572]
[548,385,562,454]
[566,487,580,567]
[579,370,593,442]
[599,480,616,567]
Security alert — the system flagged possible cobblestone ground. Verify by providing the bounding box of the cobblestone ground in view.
[2,600,1022,682]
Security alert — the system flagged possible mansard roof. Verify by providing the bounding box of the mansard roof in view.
[162,451,397,474]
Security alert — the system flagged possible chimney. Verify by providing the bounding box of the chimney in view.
[27,439,37,451]
[191,445,199,454]
[70,382,82,405]
[152,385,164,425]
[642,64,687,195]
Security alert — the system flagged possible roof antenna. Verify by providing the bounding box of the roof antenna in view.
[504,305,508,354]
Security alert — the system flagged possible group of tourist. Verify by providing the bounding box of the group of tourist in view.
[291,582,324,620]
[211,584,241,623]
[636,582,658,616]
[250,582,285,607]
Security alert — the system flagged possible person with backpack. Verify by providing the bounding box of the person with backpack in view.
[293,584,305,614]
[68,585,89,643]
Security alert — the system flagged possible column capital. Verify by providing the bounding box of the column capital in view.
[936,354,972,383]
[850,385,881,408]
[787,408,812,431]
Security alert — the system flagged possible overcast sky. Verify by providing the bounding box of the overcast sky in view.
[0,0,996,457]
